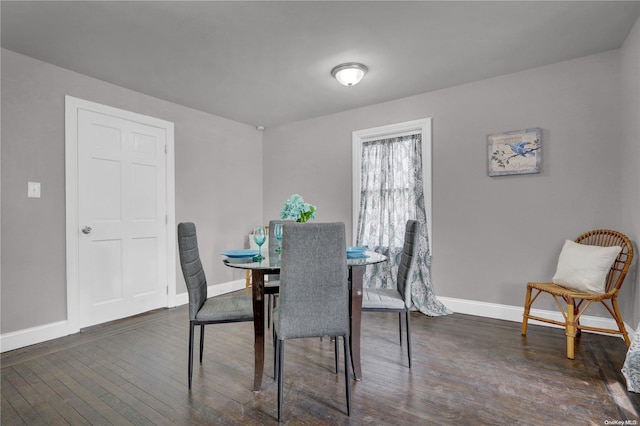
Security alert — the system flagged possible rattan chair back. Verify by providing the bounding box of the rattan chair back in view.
[574,229,634,294]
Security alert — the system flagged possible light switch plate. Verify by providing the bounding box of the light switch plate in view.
[28,181,41,198]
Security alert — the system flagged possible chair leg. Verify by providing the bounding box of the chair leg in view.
[611,297,631,347]
[334,338,339,374]
[405,310,412,369]
[521,284,533,336]
[343,336,351,416]
[574,304,581,337]
[267,295,272,329]
[398,313,403,346]
[277,340,284,423]
[566,297,576,359]
[199,325,205,363]
[188,322,195,389]
[273,329,278,380]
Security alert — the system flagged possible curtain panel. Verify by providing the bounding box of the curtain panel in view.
[356,134,451,316]
[622,322,640,393]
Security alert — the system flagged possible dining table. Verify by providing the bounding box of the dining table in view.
[223,249,387,392]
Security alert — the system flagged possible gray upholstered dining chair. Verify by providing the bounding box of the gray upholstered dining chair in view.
[361,219,419,368]
[177,222,254,389]
[273,222,351,422]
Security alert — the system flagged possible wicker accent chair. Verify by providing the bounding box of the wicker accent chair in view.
[521,229,634,359]
[177,222,254,389]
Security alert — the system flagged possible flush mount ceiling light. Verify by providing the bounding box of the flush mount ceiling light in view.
[331,62,368,86]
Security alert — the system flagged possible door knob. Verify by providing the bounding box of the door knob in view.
[82,226,92,234]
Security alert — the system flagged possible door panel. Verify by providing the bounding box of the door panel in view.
[92,159,122,220]
[132,163,156,220]
[91,239,124,304]
[77,109,167,328]
[130,237,158,296]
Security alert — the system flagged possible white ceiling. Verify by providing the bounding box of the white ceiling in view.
[2,1,639,128]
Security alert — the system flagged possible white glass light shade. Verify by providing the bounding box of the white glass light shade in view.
[331,63,368,86]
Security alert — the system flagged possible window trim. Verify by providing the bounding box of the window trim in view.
[352,118,432,253]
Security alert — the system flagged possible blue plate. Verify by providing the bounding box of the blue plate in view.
[347,253,370,259]
[222,249,259,258]
[347,246,367,254]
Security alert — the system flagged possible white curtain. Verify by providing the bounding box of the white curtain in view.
[356,133,451,316]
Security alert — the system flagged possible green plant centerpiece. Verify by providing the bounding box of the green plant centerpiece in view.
[280,194,317,223]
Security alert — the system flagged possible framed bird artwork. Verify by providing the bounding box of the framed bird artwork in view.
[487,127,542,176]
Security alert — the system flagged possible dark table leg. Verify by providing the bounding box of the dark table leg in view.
[350,265,364,381]
[251,270,265,391]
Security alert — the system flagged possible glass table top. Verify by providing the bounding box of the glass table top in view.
[223,250,386,270]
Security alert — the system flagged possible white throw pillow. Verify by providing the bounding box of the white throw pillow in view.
[552,240,621,294]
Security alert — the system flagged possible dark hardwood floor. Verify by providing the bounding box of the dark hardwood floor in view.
[2,300,639,425]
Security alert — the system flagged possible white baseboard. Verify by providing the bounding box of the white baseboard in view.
[437,296,636,342]
[0,320,70,353]
[1,279,247,353]
[2,290,634,353]
[173,279,247,306]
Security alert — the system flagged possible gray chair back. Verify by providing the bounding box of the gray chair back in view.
[397,220,420,309]
[277,222,349,340]
[177,222,207,321]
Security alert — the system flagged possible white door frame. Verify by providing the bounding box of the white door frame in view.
[65,96,176,333]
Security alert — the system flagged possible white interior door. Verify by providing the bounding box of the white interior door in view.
[67,98,174,329]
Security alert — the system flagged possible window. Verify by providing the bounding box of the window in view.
[351,118,450,316]
[352,118,432,253]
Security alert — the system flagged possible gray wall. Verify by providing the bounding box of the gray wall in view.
[2,16,638,337]
[263,36,638,324]
[1,48,263,334]
[620,17,640,327]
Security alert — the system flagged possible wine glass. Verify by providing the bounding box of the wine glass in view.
[274,223,283,253]
[253,226,266,261]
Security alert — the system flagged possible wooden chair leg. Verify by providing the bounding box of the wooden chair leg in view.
[611,297,631,347]
[521,285,533,335]
[521,284,533,336]
[566,298,576,359]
